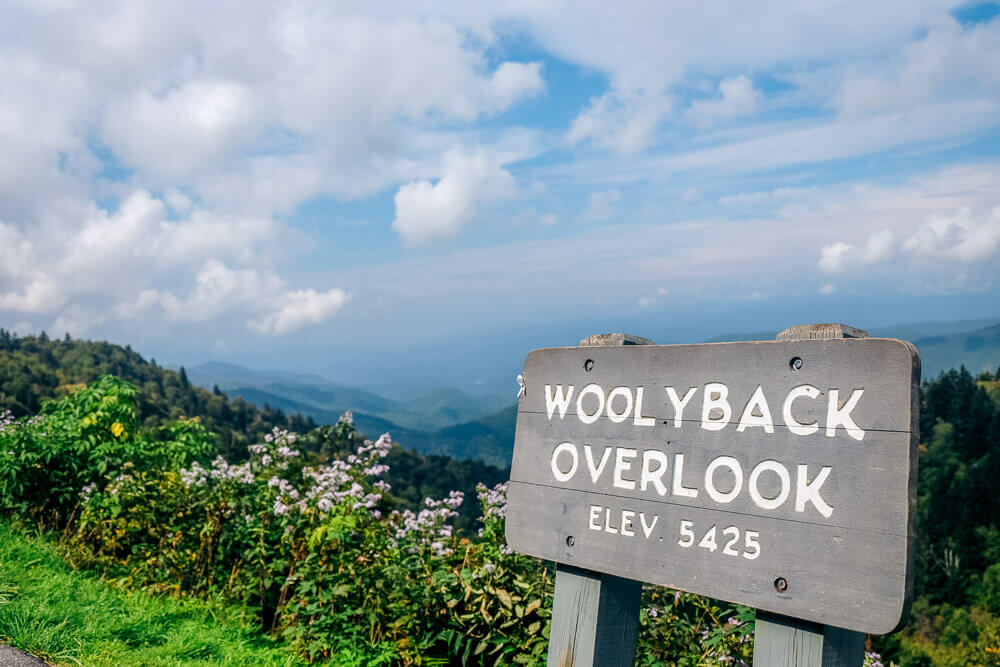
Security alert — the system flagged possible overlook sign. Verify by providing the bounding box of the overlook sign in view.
[506,335,919,636]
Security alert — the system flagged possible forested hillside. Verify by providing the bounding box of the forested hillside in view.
[0,330,315,460]
[0,332,508,529]
[879,365,1000,665]
[3,330,1000,664]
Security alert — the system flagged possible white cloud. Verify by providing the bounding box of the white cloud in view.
[546,99,1000,187]
[686,75,760,126]
[819,242,852,274]
[805,168,1000,288]
[121,260,348,335]
[819,284,836,295]
[392,147,516,245]
[568,89,672,153]
[249,288,350,336]
[582,189,621,221]
[822,229,898,274]
[101,80,264,183]
[638,287,669,307]
[0,2,547,219]
[336,164,1000,329]
[520,1,967,152]
[2,0,999,349]
[902,207,1000,263]
[838,17,1000,118]
[0,188,340,336]
[486,62,545,108]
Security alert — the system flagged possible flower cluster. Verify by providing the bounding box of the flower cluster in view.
[863,652,885,667]
[0,410,14,433]
[180,457,253,488]
[266,431,393,518]
[476,482,507,518]
[392,491,463,556]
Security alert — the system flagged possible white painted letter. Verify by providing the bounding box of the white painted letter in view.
[672,454,699,498]
[640,513,659,539]
[589,505,602,531]
[701,383,732,431]
[666,387,697,428]
[737,385,774,433]
[748,460,791,510]
[604,507,618,534]
[796,464,834,518]
[613,448,638,490]
[705,456,743,503]
[826,389,865,440]
[584,445,613,484]
[621,510,635,537]
[577,383,605,425]
[633,387,656,426]
[783,385,820,436]
[545,384,574,420]
[606,386,633,424]
[640,450,669,496]
[550,442,578,482]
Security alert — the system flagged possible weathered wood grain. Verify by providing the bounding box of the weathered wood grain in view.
[548,565,640,667]
[506,337,919,634]
[546,333,648,667]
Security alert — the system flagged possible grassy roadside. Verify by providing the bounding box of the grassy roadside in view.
[0,520,301,666]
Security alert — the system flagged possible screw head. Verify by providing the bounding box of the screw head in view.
[566,535,575,547]
[584,359,594,372]
[774,577,788,593]
[789,357,803,372]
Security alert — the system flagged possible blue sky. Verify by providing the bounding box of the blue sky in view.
[1,1,999,393]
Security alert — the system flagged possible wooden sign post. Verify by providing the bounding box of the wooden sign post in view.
[505,324,919,666]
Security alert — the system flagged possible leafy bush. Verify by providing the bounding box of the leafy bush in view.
[1,377,752,665]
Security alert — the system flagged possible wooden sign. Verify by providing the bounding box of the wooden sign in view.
[505,337,919,634]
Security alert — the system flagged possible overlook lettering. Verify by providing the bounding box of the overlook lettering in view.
[545,382,866,440]
[506,337,919,634]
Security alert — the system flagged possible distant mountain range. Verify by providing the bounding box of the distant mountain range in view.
[186,361,516,467]
[187,317,1000,466]
[708,318,1000,379]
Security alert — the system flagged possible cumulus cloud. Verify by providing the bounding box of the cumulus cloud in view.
[567,89,672,154]
[823,228,898,273]
[810,169,1000,288]
[101,80,264,183]
[249,288,350,336]
[392,147,516,245]
[0,189,343,336]
[686,75,760,126]
[121,261,348,335]
[902,207,1000,263]
[2,0,999,348]
[838,17,1000,119]
[0,2,547,218]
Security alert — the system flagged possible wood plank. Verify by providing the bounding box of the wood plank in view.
[545,332,647,667]
[547,565,641,667]
[506,337,919,634]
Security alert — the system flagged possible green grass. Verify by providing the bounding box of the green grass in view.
[0,521,301,666]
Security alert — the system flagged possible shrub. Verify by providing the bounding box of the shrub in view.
[3,378,754,665]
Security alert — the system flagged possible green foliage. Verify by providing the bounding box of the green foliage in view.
[0,332,316,459]
[0,520,299,666]
[0,375,750,665]
[0,334,511,531]
[873,363,1000,666]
